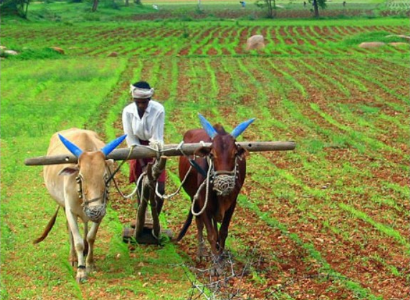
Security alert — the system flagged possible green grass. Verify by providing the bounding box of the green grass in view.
[1,5,409,299]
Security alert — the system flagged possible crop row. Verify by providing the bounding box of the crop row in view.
[1,20,408,59]
[2,19,408,299]
[101,53,410,298]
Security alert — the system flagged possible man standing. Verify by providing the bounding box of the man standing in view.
[122,81,166,216]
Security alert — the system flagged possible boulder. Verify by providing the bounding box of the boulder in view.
[246,35,265,51]
[4,50,18,55]
[385,34,410,40]
[108,51,119,57]
[389,42,409,47]
[50,47,65,54]
[358,42,385,48]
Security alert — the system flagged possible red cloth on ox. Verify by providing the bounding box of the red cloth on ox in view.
[128,140,166,184]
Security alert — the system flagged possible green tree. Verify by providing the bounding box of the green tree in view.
[255,0,276,18]
[0,0,30,18]
[310,0,327,18]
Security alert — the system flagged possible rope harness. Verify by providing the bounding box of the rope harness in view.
[190,155,241,216]
[109,141,241,218]
[75,172,109,223]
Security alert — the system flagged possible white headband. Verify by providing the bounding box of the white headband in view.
[130,85,154,99]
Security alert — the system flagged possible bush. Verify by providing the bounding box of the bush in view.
[3,47,65,60]
[0,0,30,18]
[342,31,406,45]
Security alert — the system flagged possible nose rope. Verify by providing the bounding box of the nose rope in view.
[190,155,240,216]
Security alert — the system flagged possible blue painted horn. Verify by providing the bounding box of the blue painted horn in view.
[230,118,255,138]
[101,134,127,156]
[58,134,83,157]
[199,113,217,139]
[59,134,127,158]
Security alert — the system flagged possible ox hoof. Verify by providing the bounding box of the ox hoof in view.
[196,253,206,263]
[76,274,88,284]
[210,264,224,276]
[210,255,226,276]
[76,266,88,283]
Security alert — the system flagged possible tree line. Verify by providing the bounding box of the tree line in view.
[1,0,327,19]
[0,0,143,17]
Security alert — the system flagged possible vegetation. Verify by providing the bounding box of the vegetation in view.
[1,2,409,299]
[255,0,278,18]
[0,0,30,18]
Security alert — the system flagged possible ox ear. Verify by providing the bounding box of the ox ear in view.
[58,166,79,176]
[236,144,249,159]
[199,113,217,139]
[195,146,212,157]
[58,134,83,157]
[231,118,255,139]
[101,134,127,156]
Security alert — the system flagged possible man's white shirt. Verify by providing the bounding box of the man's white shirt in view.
[122,100,165,147]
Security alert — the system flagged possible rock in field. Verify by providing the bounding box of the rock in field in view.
[50,47,65,54]
[108,52,119,57]
[246,35,265,50]
[4,50,18,55]
[358,42,385,48]
[389,42,409,47]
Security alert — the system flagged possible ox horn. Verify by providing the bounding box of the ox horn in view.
[101,134,127,156]
[230,118,255,138]
[199,113,217,139]
[58,134,83,157]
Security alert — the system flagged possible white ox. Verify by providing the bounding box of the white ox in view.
[34,128,126,283]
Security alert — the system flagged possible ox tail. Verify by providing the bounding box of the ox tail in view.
[33,206,60,244]
[174,210,193,242]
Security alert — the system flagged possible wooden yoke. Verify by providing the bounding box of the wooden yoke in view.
[24,141,296,166]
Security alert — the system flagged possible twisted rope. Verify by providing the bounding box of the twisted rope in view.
[191,157,213,217]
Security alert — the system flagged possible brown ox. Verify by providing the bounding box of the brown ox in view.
[175,114,254,271]
[34,128,126,283]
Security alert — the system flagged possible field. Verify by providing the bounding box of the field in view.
[1,5,409,300]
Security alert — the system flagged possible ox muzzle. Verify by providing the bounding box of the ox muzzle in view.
[210,157,240,196]
[212,172,236,196]
[83,203,106,223]
[76,175,108,223]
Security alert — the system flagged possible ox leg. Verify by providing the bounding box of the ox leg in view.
[203,216,218,256]
[65,209,87,283]
[64,208,77,267]
[195,217,207,261]
[218,201,237,255]
[68,221,77,267]
[83,222,89,257]
[86,221,100,274]
[203,216,221,268]
[203,217,225,276]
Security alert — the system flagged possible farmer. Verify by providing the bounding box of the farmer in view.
[122,80,166,216]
